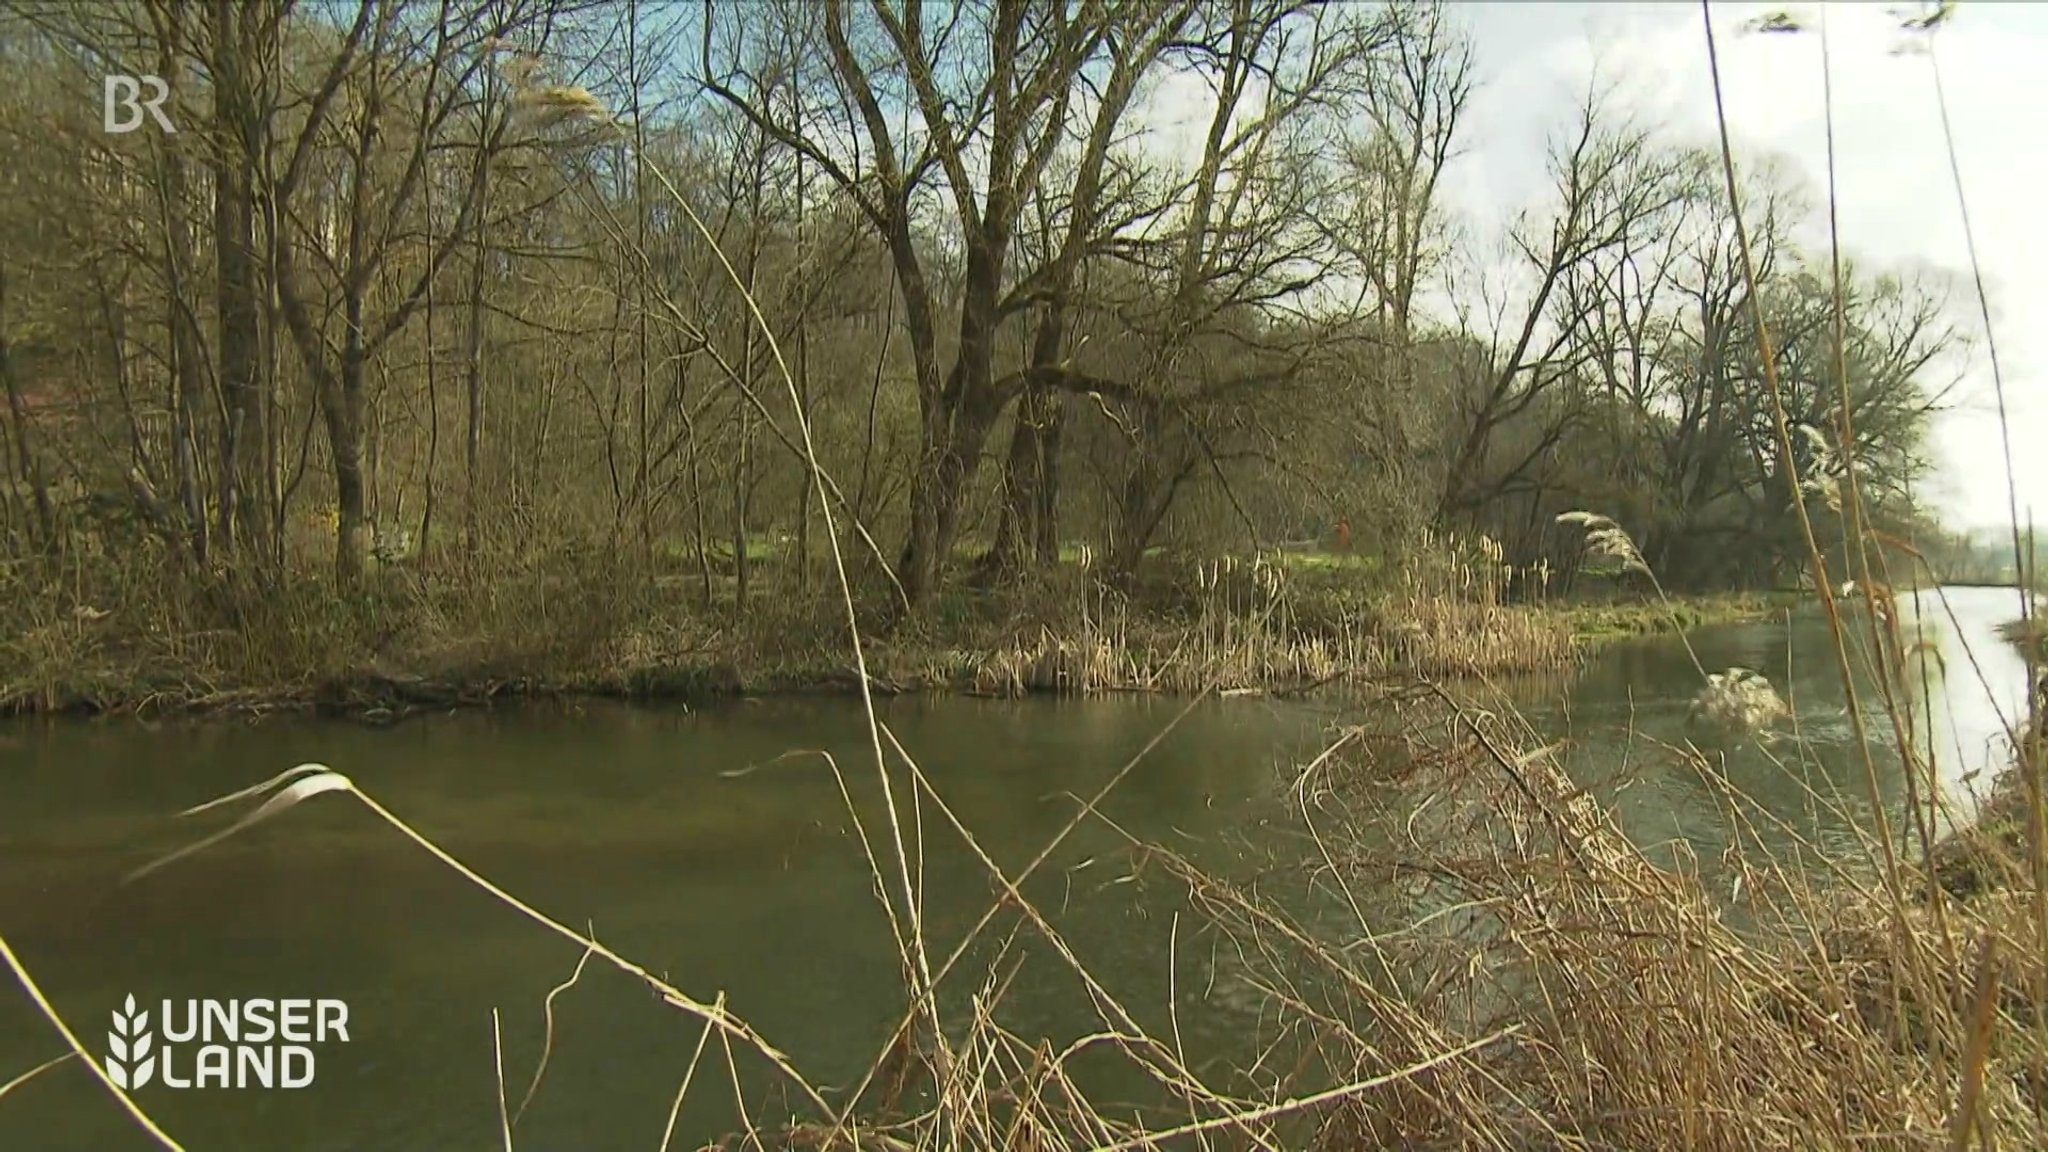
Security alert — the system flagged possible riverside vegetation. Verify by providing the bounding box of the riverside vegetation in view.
[0,519,1781,717]
[3,1,2045,1150]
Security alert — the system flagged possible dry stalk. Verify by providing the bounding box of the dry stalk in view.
[0,1053,72,1105]
[492,1008,514,1152]
[656,992,725,1152]
[512,938,595,1126]
[0,933,185,1150]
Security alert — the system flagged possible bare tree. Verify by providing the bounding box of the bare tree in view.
[982,0,1201,577]
[1323,0,1470,345]
[1435,84,1686,522]
[268,0,552,584]
[1095,0,1391,579]
[206,0,286,560]
[705,0,1202,609]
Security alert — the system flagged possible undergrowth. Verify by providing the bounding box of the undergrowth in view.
[0,528,1604,714]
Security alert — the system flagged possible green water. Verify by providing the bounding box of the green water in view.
[0,587,2027,1149]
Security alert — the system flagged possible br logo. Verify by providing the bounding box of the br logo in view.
[104,75,177,134]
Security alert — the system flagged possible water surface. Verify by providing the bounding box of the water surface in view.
[0,586,2028,1149]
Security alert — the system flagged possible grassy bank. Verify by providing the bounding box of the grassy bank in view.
[0,540,1774,720]
[1565,590,1783,640]
[1997,612,2048,664]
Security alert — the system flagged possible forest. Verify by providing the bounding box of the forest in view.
[0,0,1967,707]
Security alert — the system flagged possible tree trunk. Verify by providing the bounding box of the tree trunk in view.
[986,293,1078,578]
[461,155,491,569]
[276,226,370,587]
[160,182,210,567]
[0,267,53,550]
[150,76,210,565]
[899,386,1009,610]
[324,341,372,585]
[897,236,1009,608]
[212,0,270,558]
[986,384,1065,576]
[733,402,751,611]
[794,362,812,591]
[628,0,653,575]
[1106,404,1196,585]
[791,95,813,594]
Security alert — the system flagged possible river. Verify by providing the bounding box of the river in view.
[0,585,2031,1149]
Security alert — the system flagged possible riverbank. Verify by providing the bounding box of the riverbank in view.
[1294,692,2048,1150]
[0,558,1775,720]
[683,643,2046,1150]
[1562,590,1785,640]
[1930,615,2043,899]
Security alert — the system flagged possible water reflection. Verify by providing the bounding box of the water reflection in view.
[1497,585,2028,870]
[0,696,1323,1151]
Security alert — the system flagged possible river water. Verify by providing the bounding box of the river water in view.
[0,586,2030,1149]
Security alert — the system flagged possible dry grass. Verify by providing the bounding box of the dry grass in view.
[7,8,2044,1148]
[0,528,1591,715]
[1255,692,2048,1151]
[1379,529,1577,678]
[950,539,1577,697]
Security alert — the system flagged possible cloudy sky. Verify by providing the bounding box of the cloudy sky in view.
[1443,1,2045,533]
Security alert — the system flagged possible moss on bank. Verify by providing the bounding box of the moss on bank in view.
[1563,591,1781,641]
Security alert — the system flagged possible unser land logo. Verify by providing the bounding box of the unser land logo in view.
[106,994,351,1090]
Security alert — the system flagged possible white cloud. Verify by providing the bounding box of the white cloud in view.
[1130,62,1221,173]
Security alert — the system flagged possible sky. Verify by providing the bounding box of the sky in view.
[1444,1,2047,534]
